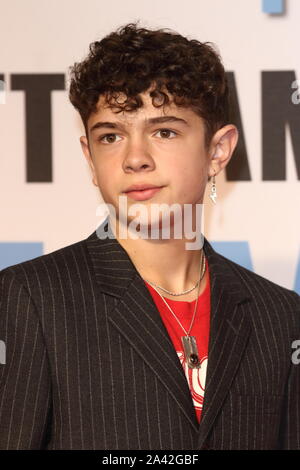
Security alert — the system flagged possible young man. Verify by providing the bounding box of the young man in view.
[0,22,299,450]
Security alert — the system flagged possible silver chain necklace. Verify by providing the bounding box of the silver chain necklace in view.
[144,251,205,296]
[145,251,206,369]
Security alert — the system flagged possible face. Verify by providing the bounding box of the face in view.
[80,87,238,232]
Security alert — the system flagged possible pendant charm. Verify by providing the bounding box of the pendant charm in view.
[182,336,201,369]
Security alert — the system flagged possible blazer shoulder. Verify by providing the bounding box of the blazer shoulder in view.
[217,251,300,309]
[0,236,90,290]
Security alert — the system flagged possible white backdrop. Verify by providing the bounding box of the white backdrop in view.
[0,0,299,292]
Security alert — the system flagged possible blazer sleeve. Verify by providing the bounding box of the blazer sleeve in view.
[0,268,52,449]
[278,295,300,450]
[278,361,300,449]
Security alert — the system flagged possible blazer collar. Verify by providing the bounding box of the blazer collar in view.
[85,217,250,301]
[85,217,252,445]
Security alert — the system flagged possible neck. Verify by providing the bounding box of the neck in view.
[109,216,208,301]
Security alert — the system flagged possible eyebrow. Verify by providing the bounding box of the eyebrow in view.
[89,115,189,133]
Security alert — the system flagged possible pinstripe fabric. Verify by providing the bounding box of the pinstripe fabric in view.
[0,217,299,449]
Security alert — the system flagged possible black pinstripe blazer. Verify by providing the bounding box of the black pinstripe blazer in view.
[0,218,299,450]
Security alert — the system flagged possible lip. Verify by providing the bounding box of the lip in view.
[124,186,163,201]
[124,183,162,192]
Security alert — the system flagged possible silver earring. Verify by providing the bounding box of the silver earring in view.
[209,170,217,204]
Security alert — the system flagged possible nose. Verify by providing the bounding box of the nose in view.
[122,137,155,173]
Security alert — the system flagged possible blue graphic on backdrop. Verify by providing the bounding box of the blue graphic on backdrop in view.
[211,241,253,271]
[294,253,300,295]
[0,242,43,270]
[262,0,285,14]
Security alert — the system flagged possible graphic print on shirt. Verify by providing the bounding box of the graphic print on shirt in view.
[177,351,208,410]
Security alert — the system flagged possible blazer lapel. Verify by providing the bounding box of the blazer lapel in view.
[196,240,252,448]
[85,217,252,442]
[85,218,199,432]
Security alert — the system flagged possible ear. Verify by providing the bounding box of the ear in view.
[207,124,239,180]
[80,135,98,187]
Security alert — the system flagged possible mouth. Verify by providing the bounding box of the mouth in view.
[123,186,163,201]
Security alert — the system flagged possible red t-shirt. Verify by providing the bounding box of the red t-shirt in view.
[144,258,210,423]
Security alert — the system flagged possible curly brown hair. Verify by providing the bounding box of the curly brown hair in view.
[68,21,229,149]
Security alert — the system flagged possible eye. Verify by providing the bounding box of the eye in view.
[98,133,122,144]
[155,129,178,139]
